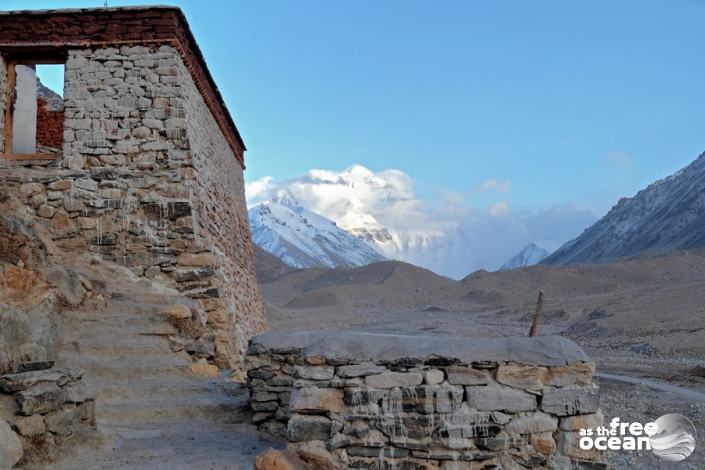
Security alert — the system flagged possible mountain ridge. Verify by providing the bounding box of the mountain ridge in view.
[544,152,705,265]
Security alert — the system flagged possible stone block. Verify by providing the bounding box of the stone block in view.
[365,372,423,389]
[545,361,595,387]
[287,414,335,442]
[45,404,77,434]
[176,252,213,267]
[13,414,45,437]
[506,412,558,434]
[190,363,217,378]
[496,363,548,390]
[16,383,67,416]
[557,431,605,461]
[294,365,335,381]
[290,387,344,414]
[157,304,192,319]
[254,448,312,470]
[559,410,604,431]
[531,432,557,455]
[347,446,409,458]
[76,400,96,422]
[65,381,98,403]
[0,367,84,392]
[540,386,600,416]
[0,418,23,470]
[377,414,437,440]
[465,386,536,412]
[424,369,444,385]
[446,366,493,386]
[292,441,341,470]
[336,363,386,378]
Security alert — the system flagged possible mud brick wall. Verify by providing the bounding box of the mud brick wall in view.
[0,42,266,370]
[36,98,65,150]
[245,332,609,470]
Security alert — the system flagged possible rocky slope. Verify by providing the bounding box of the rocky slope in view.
[544,151,705,265]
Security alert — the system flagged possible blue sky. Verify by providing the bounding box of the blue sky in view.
[11,1,705,252]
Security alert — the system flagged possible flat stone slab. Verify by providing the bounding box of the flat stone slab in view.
[249,332,590,367]
[0,367,84,392]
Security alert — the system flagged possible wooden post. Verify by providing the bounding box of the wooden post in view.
[529,290,544,337]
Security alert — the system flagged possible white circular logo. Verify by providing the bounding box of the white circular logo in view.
[649,414,697,461]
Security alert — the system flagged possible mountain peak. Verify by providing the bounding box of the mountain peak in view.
[500,243,550,270]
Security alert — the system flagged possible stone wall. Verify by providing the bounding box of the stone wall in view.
[0,40,266,370]
[245,332,608,470]
[0,366,97,468]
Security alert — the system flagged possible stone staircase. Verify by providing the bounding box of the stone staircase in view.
[49,287,274,469]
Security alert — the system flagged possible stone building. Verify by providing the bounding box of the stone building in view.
[0,6,268,369]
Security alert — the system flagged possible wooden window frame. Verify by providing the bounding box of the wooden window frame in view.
[4,52,66,161]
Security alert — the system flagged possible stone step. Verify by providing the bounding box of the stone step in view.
[96,394,247,423]
[59,336,174,358]
[81,376,226,403]
[56,354,192,380]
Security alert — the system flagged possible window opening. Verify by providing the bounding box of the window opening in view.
[6,61,65,159]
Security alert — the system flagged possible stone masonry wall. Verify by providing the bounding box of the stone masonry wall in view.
[246,332,608,470]
[0,43,266,370]
[177,56,267,364]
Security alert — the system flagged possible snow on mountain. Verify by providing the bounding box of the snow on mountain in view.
[248,194,388,269]
[543,151,705,265]
[499,243,550,270]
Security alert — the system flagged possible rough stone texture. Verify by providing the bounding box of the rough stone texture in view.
[365,372,423,389]
[15,382,67,415]
[446,365,493,386]
[0,418,23,469]
[13,413,45,437]
[465,386,537,412]
[0,9,268,373]
[246,332,605,469]
[0,367,84,392]
[290,387,343,414]
[287,414,335,442]
[254,448,312,470]
[559,410,604,432]
[505,412,558,434]
[540,386,600,416]
[290,441,341,470]
[496,363,548,390]
[157,304,192,319]
[252,332,590,366]
[336,363,386,378]
[0,261,60,375]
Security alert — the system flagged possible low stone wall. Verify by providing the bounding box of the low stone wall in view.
[0,366,97,468]
[246,332,608,470]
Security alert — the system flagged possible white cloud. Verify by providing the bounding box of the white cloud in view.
[474,179,512,193]
[245,176,274,204]
[605,151,632,170]
[489,201,510,216]
[245,165,597,276]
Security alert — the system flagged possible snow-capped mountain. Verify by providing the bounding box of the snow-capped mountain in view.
[544,151,705,265]
[248,194,388,269]
[500,243,551,270]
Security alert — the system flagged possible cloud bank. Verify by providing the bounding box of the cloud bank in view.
[246,165,597,278]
